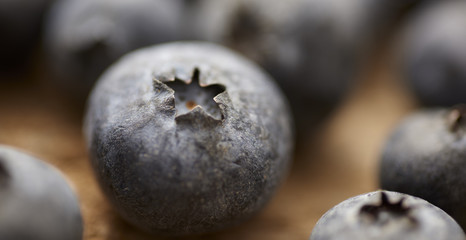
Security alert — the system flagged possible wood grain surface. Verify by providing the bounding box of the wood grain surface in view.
[0,36,418,239]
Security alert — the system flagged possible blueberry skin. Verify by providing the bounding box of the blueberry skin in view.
[84,42,294,235]
[190,0,371,137]
[0,145,83,240]
[44,0,186,100]
[380,106,466,230]
[310,190,465,240]
[399,1,466,106]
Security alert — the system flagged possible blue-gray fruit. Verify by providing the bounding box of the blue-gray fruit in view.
[399,1,466,106]
[84,42,294,235]
[310,190,465,240]
[0,145,83,240]
[44,0,186,100]
[380,106,466,229]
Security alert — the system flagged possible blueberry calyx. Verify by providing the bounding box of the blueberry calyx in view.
[0,158,10,188]
[447,104,466,133]
[164,68,226,121]
[359,192,417,227]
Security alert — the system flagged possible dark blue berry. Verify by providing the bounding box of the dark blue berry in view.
[0,145,83,240]
[399,1,466,106]
[380,105,466,230]
[310,191,465,240]
[84,42,294,235]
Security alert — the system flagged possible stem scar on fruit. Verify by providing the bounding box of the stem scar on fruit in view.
[164,68,226,120]
[359,192,418,227]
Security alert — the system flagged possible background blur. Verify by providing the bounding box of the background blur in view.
[0,0,463,239]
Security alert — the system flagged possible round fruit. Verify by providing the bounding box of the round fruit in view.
[380,106,466,229]
[399,1,466,106]
[0,145,83,240]
[44,0,186,100]
[310,190,465,240]
[84,42,294,235]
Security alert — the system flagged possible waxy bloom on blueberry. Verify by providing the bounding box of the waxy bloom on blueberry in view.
[0,145,83,240]
[380,105,466,230]
[84,42,294,235]
[310,191,465,240]
[399,1,466,106]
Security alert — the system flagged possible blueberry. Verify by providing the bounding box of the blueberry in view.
[44,0,186,100]
[310,190,465,240]
[398,1,466,106]
[380,105,466,230]
[190,0,370,138]
[0,0,53,72]
[84,42,294,235]
[0,145,83,240]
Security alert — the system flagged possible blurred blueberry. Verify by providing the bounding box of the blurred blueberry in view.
[44,0,187,101]
[399,0,466,106]
[0,145,83,240]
